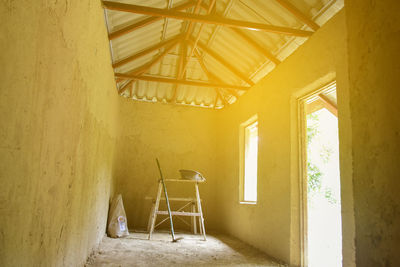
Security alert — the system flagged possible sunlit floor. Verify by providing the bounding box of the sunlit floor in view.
[86,231,287,267]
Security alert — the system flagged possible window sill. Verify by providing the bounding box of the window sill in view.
[239,201,257,205]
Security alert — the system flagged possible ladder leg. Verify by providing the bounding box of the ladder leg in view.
[198,215,203,235]
[195,183,206,241]
[192,202,197,234]
[148,180,162,240]
[147,201,155,232]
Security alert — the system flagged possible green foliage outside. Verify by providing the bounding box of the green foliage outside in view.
[306,113,336,204]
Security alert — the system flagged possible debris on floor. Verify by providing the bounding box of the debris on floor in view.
[86,231,287,267]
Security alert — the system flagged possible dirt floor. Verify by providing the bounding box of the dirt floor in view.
[86,231,287,266]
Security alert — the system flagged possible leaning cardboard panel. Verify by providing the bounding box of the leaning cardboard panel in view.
[107,194,129,238]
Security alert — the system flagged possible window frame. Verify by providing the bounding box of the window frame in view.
[239,114,259,205]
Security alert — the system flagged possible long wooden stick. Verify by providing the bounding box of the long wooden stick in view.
[156,159,177,242]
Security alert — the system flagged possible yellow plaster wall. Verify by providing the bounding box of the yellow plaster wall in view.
[345,0,400,265]
[215,10,355,266]
[114,99,219,231]
[0,1,118,266]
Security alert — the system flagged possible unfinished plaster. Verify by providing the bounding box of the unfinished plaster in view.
[114,99,219,231]
[215,10,355,266]
[2,0,399,266]
[345,0,400,265]
[0,1,118,266]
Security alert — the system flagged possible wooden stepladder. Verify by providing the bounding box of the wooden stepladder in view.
[147,178,206,241]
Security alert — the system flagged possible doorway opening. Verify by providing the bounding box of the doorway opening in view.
[299,83,342,267]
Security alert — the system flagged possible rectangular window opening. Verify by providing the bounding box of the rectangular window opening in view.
[240,116,258,204]
[299,82,342,267]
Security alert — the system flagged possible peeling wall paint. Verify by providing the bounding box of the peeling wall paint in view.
[0,1,119,266]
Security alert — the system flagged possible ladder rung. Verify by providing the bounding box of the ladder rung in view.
[145,196,199,202]
[157,211,201,216]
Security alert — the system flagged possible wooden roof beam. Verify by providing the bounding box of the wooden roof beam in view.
[114,74,251,90]
[181,0,216,77]
[274,0,320,31]
[205,0,236,51]
[216,89,229,107]
[112,35,182,68]
[172,1,203,103]
[193,47,238,104]
[184,0,203,40]
[118,40,179,94]
[127,40,180,75]
[230,28,281,65]
[118,80,134,94]
[171,42,188,102]
[193,39,255,86]
[318,94,337,117]
[108,1,196,40]
[102,1,314,37]
[213,93,220,109]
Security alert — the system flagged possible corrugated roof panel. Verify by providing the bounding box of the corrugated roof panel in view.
[232,1,296,26]
[211,27,265,77]
[111,23,164,62]
[107,10,147,32]
[103,0,344,109]
[202,54,244,85]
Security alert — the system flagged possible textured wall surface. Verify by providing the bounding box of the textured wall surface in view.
[345,0,400,266]
[215,11,355,266]
[4,0,399,266]
[114,99,219,231]
[0,1,118,266]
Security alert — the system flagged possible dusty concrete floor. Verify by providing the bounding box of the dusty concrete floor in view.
[86,231,287,266]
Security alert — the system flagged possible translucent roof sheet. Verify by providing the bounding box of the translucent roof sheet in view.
[103,0,344,109]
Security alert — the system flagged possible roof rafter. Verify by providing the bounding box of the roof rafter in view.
[230,28,281,65]
[171,0,203,103]
[128,40,180,75]
[274,0,320,31]
[114,73,251,90]
[193,47,236,104]
[184,0,203,41]
[318,94,337,116]
[118,40,180,94]
[112,35,182,68]
[108,1,196,40]
[193,39,255,86]
[181,0,216,78]
[118,80,133,94]
[206,0,236,51]
[102,1,314,37]
[213,93,220,109]
[216,89,228,106]
[171,41,188,102]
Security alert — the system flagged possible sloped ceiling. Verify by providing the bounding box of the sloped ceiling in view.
[102,0,343,109]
